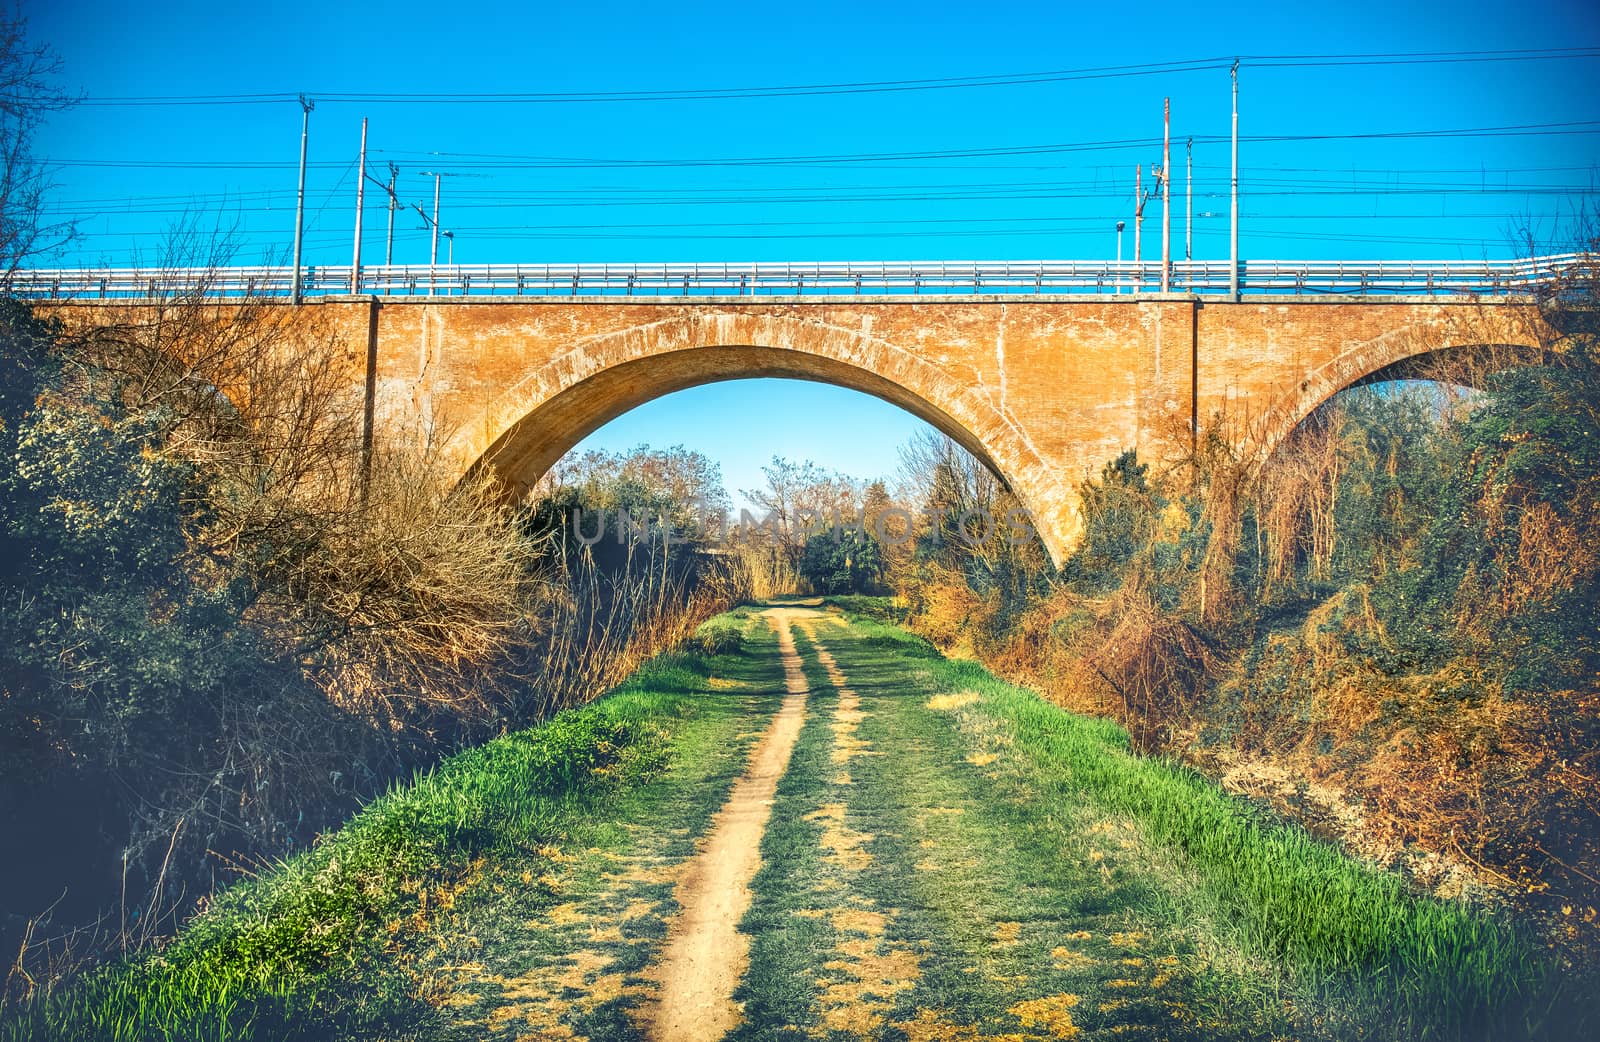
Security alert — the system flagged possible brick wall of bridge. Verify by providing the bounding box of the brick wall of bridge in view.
[37,295,1548,564]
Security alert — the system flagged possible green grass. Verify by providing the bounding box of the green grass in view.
[821,607,1580,1041]
[403,612,792,1041]
[0,636,770,1042]
[815,594,908,623]
[742,615,1297,1041]
[11,603,1579,1041]
[691,616,747,656]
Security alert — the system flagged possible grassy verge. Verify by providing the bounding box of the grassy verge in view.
[821,604,1578,1041]
[0,610,776,1042]
[815,594,909,624]
[745,612,1297,1040]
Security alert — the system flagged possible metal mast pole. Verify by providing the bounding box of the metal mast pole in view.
[430,173,441,267]
[1161,97,1171,293]
[351,117,368,293]
[1230,60,1240,300]
[384,163,398,265]
[1134,164,1142,286]
[1185,137,1193,262]
[418,171,443,293]
[291,94,313,305]
[1116,221,1125,294]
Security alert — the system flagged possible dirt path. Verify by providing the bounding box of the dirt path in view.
[636,608,812,1042]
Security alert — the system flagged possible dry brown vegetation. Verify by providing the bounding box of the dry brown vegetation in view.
[882,259,1600,966]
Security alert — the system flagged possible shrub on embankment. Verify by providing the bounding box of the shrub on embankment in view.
[0,652,711,1042]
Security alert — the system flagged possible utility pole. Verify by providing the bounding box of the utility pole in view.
[290,94,313,305]
[1132,164,1158,291]
[429,173,441,268]
[381,163,399,264]
[416,171,447,291]
[1116,220,1125,294]
[1230,59,1240,300]
[415,171,458,294]
[1160,98,1171,293]
[360,160,400,292]
[1133,164,1151,291]
[351,117,368,293]
[1185,137,1193,263]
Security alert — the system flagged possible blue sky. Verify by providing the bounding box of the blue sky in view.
[25,0,1600,502]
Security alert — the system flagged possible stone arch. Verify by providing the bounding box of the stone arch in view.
[440,311,1075,562]
[1254,331,1552,460]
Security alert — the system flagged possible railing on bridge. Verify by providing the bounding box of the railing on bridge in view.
[8,254,1585,300]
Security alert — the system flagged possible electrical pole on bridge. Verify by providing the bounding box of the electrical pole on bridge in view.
[1133,164,1149,290]
[381,163,400,265]
[416,171,454,293]
[1185,137,1193,264]
[290,94,313,305]
[1230,59,1240,301]
[352,128,404,289]
[1116,220,1125,294]
[351,118,368,293]
[1160,97,1171,294]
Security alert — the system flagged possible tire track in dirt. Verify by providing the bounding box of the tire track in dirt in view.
[796,617,876,784]
[635,608,811,1042]
[802,627,925,1037]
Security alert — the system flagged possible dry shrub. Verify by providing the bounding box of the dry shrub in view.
[981,590,1057,681]
[516,538,750,719]
[994,568,1221,751]
[1016,592,1121,718]
[1279,669,1599,916]
[1484,492,1600,619]
[63,274,537,721]
[62,259,342,448]
[907,568,983,652]
[1255,412,1344,595]
[734,543,799,601]
[1185,574,1600,951]
[1085,576,1221,749]
[288,452,537,720]
[1175,423,1258,631]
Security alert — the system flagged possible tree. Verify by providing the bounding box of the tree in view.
[0,10,76,278]
[799,526,883,595]
[1070,449,1155,591]
[542,443,730,543]
[898,432,990,567]
[741,455,860,568]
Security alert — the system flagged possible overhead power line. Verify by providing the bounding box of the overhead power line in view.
[60,209,1566,240]
[42,120,1600,172]
[41,182,1594,220]
[64,47,1600,107]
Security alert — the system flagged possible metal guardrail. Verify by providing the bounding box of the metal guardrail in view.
[8,254,1584,300]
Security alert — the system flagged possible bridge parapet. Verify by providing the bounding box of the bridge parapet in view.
[9,254,1581,301]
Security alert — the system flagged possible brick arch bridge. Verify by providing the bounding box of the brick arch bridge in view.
[40,294,1551,564]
